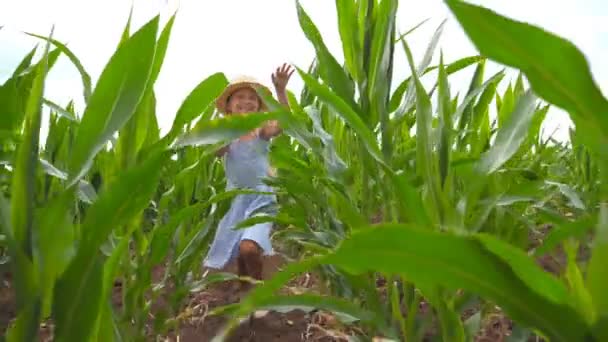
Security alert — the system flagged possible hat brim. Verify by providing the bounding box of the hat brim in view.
[215,81,272,114]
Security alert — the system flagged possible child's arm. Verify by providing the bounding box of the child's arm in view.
[260,63,294,140]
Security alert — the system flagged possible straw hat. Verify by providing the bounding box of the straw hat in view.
[215,75,272,114]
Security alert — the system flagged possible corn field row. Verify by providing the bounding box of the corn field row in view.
[1,0,607,341]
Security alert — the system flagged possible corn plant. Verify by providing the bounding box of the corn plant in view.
[210,1,608,341]
[0,9,232,340]
[1,0,606,341]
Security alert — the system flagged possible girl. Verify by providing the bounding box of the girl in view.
[203,64,294,292]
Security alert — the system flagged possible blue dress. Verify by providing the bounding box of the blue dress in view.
[203,134,277,269]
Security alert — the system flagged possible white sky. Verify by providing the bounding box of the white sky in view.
[1,0,606,143]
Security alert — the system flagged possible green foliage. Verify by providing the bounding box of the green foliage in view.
[1,0,606,341]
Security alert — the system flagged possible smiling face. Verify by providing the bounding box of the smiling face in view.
[226,87,261,115]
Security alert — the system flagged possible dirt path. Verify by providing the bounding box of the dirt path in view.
[1,229,564,342]
[1,254,349,342]
[0,272,15,336]
[159,255,351,342]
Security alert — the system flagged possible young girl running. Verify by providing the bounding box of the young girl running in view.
[203,64,294,292]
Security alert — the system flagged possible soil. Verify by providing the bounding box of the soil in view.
[1,255,354,342]
[155,254,364,342]
[0,272,15,335]
[0,221,574,341]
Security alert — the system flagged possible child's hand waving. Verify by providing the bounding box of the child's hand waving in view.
[259,63,294,140]
[271,63,294,95]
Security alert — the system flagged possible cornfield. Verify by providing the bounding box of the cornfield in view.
[1,0,607,341]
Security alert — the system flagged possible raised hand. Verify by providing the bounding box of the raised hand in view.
[271,63,294,94]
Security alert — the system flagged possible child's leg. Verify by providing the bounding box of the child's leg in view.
[237,239,263,292]
[237,213,274,289]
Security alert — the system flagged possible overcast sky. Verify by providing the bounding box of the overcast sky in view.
[1,0,606,142]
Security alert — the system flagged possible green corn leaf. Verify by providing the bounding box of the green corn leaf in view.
[469,85,496,155]
[497,83,515,128]
[367,0,397,98]
[54,257,104,342]
[368,0,397,157]
[174,217,214,265]
[0,194,40,341]
[471,72,499,125]
[296,67,383,164]
[323,224,590,342]
[389,55,483,114]
[545,180,586,210]
[419,19,446,73]
[3,27,53,338]
[477,233,570,305]
[452,70,504,130]
[0,78,22,133]
[142,92,161,148]
[91,234,128,342]
[464,312,482,341]
[534,215,595,256]
[390,280,407,340]
[394,20,446,119]
[42,98,76,121]
[119,5,133,43]
[390,170,432,226]
[68,16,159,184]
[296,0,356,109]
[92,300,122,342]
[302,104,348,175]
[115,13,175,168]
[153,188,273,255]
[39,158,97,203]
[401,39,441,211]
[35,190,76,317]
[526,104,549,147]
[395,18,430,43]
[458,57,486,133]
[147,201,210,266]
[514,72,526,97]
[222,294,386,328]
[437,52,452,188]
[335,0,360,83]
[173,110,288,148]
[495,92,502,115]
[445,0,608,139]
[357,0,371,74]
[233,214,293,231]
[280,94,320,150]
[476,89,538,174]
[4,299,42,342]
[150,13,175,84]
[115,90,153,169]
[422,286,465,342]
[11,26,53,258]
[11,45,37,77]
[189,273,240,292]
[298,58,319,107]
[53,150,167,342]
[25,32,93,103]
[135,92,157,162]
[586,204,608,319]
[563,240,595,324]
[591,315,608,341]
[102,235,129,296]
[170,72,228,134]
[12,47,61,80]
